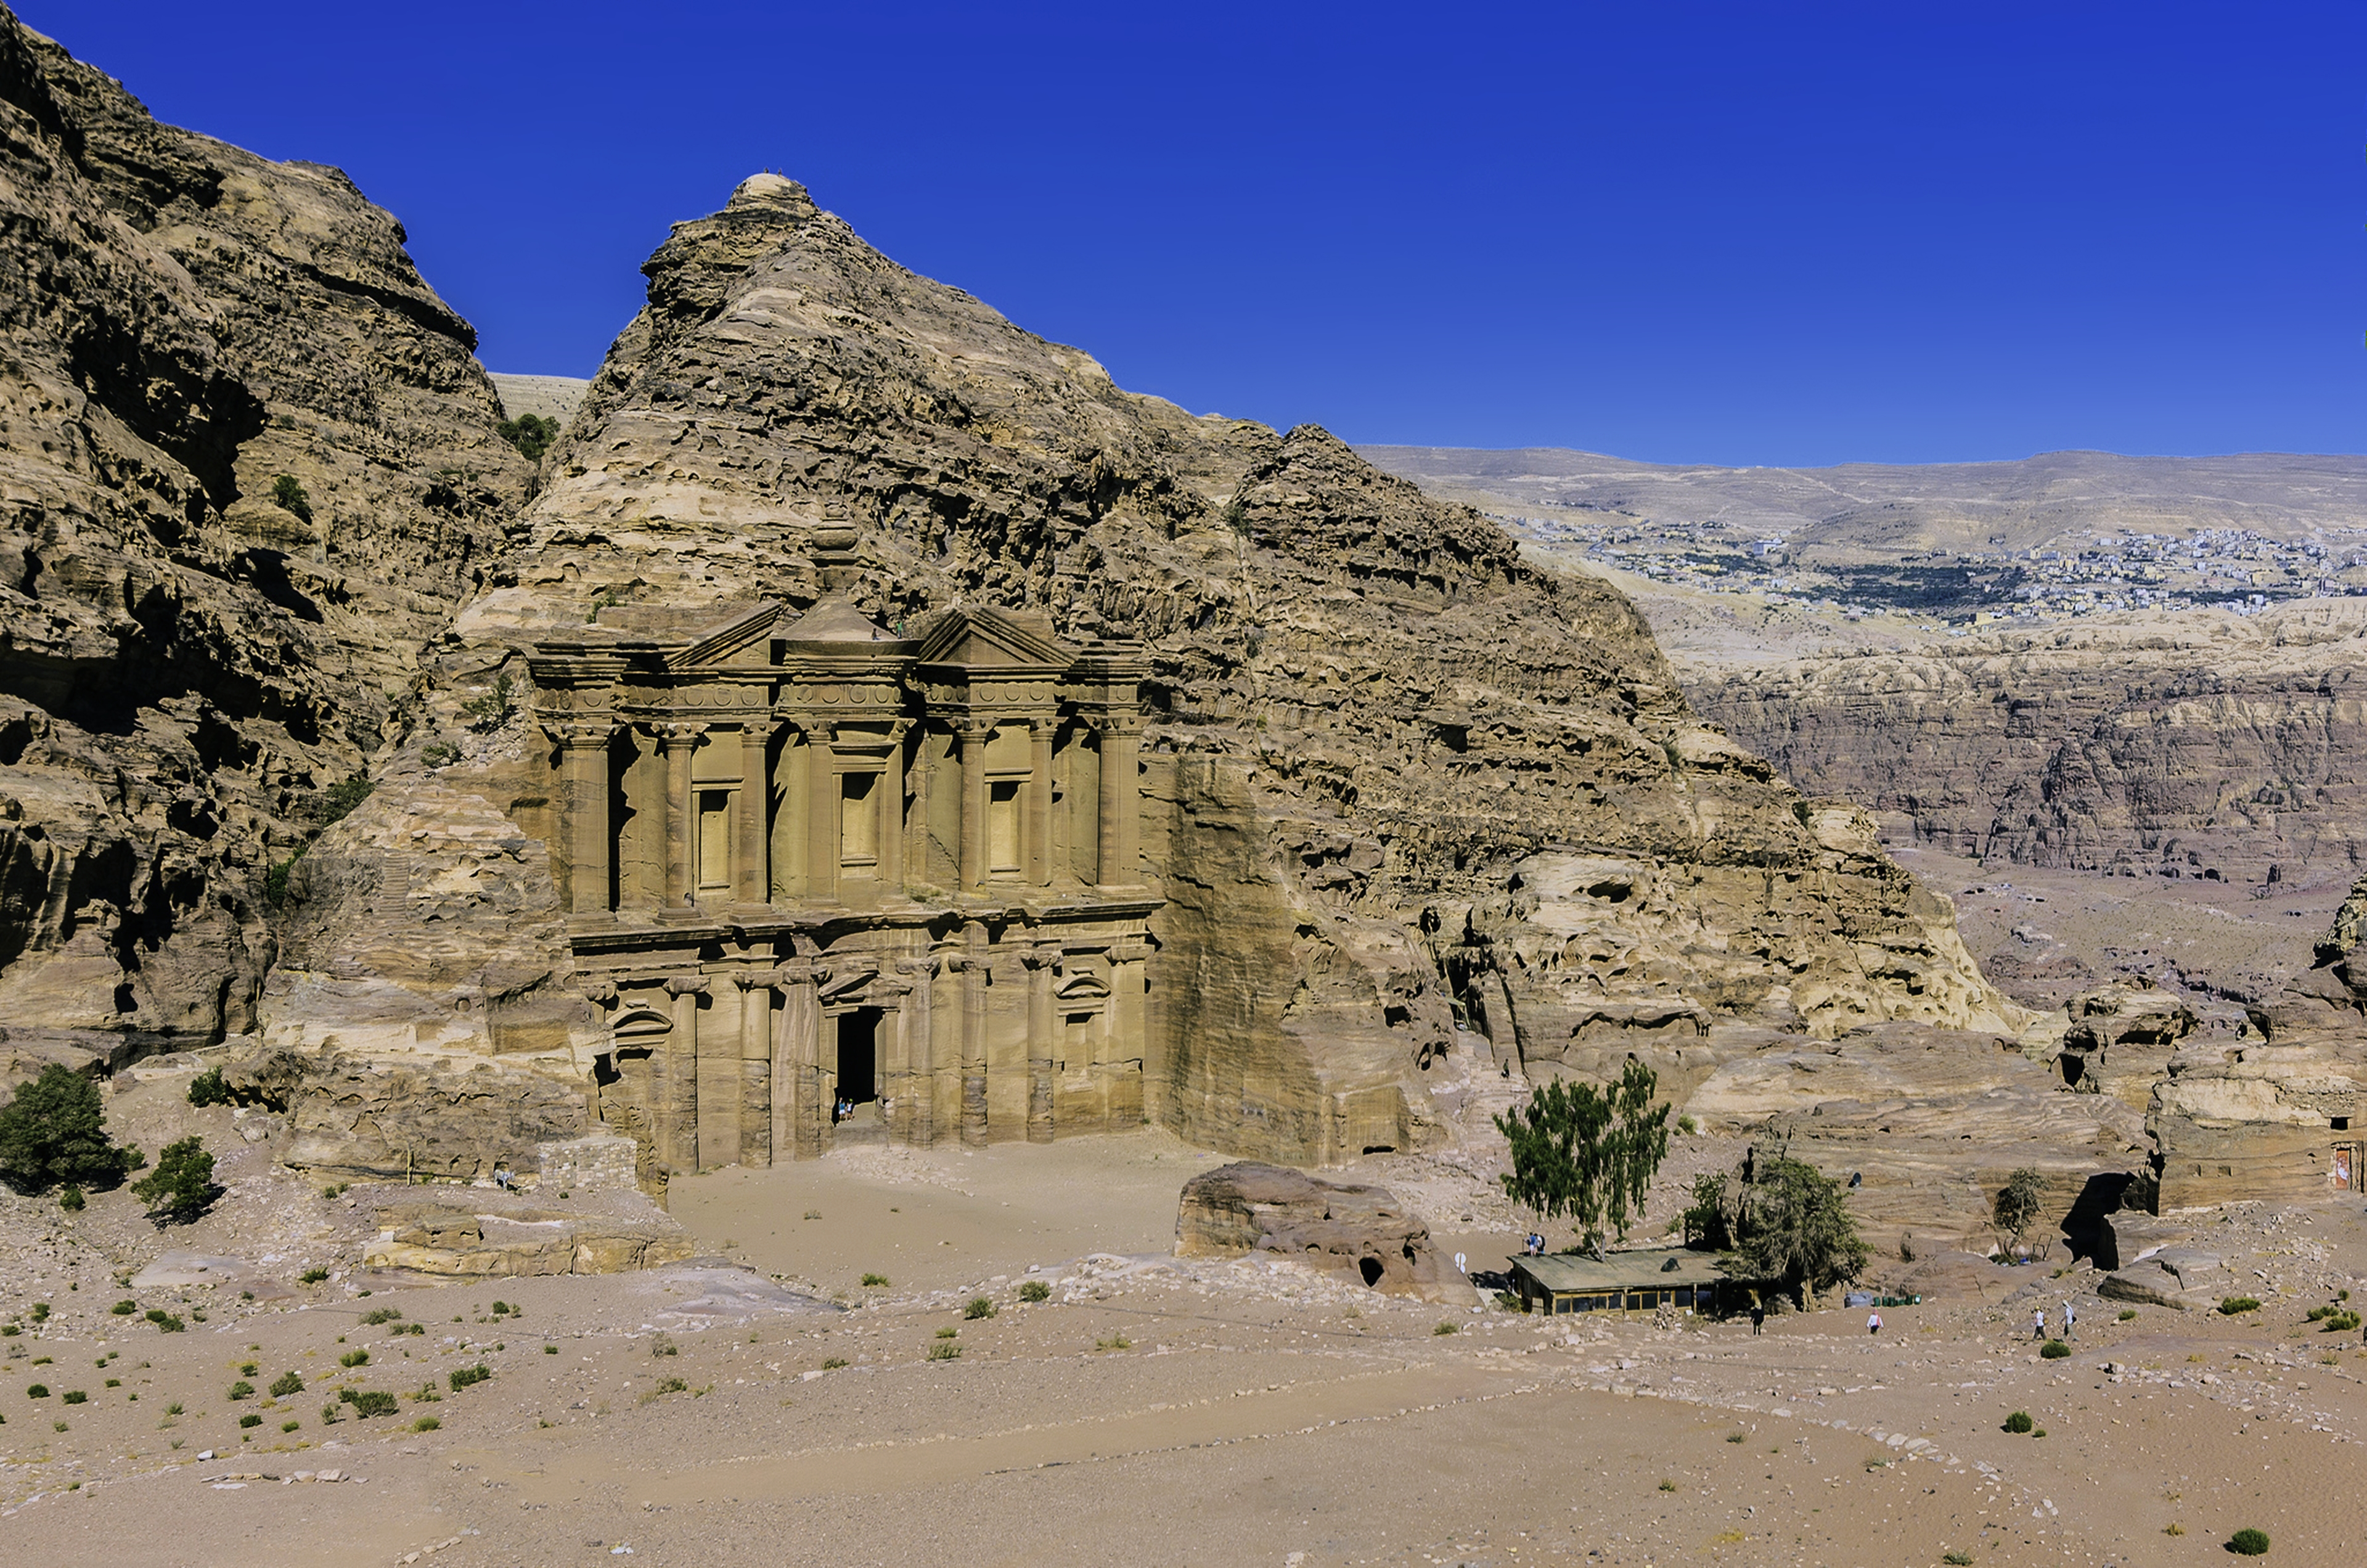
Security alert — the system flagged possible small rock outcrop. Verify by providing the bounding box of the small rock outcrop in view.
[2057,982,2197,1110]
[1175,1161,1460,1300]
[362,1191,697,1277]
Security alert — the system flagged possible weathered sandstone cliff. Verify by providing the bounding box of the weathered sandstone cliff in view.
[1686,602,2367,887]
[0,7,534,1053]
[341,172,2025,1166]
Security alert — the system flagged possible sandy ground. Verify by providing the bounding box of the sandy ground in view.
[6,1124,2366,1567]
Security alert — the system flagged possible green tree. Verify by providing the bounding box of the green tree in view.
[131,1137,217,1222]
[1681,1169,1733,1248]
[496,413,562,462]
[0,1064,145,1193]
[1495,1060,1672,1258]
[1736,1155,1870,1307]
[270,474,313,523]
[1993,1167,2046,1246]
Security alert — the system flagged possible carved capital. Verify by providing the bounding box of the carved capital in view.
[579,979,618,1005]
[1018,946,1058,973]
[896,955,942,981]
[663,977,709,997]
[653,721,706,748]
[542,719,616,750]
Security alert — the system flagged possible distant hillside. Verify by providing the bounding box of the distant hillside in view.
[490,373,591,426]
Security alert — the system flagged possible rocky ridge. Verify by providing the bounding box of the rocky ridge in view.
[351,171,2029,1168]
[0,6,536,1053]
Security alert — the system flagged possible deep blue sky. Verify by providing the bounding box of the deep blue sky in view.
[25,2,2367,465]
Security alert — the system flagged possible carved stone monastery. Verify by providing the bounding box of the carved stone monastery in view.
[526,577,1158,1176]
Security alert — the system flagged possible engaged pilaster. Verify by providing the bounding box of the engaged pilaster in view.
[545,720,616,915]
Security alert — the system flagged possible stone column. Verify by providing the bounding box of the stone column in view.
[880,720,910,897]
[735,722,768,904]
[774,721,806,900]
[774,961,821,1160]
[1023,944,1057,1143]
[956,720,991,894]
[737,973,773,1167]
[656,722,704,910]
[662,977,705,1174]
[807,722,838,904]
[547,721,614,915]
[1027,719,1054,887]
[896,955,938,1148]
[1096,719,1141,888]
[1115,937,1153,1126]
[950,946,989,1146]
[632,728,666,911]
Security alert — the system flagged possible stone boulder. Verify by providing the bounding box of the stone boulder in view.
[1175,1161,1461,1301]
[362,1189,697,1276]
[2099,1246,2228,1311]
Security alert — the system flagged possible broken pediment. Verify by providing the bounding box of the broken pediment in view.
[778,596,901,648]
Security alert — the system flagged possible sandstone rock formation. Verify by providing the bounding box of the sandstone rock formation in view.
[2056,982,2196,1111]
[0,6,533,1057]
[1684,603,2367,888]
[1175,1160,1459,1299]
[362,1189,697,1277]
[409,171,2024,1170]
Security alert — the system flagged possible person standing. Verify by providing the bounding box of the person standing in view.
[1866,1310,1883,1336]
[2032,1308,2046,1341]
[1751,1300,1765,1336]
[2061,1301,2075,1341]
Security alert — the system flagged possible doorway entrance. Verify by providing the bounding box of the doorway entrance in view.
[835,1007,882,1107]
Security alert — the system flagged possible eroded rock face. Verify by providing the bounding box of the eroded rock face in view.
[0,7,533,1052]
[2057,982,2197,1111]
[433,173,2021,1165]
[219,1042,589,1184]
[362,1191,695,1277]
[1691,603,2367,885]
[1175,1161,1459,1300]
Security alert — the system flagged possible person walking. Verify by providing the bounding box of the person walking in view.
[1751,1300,1765,1336]
[2061,1301,2075,1341]
[1866,1310,1883,1336]
[2032,1308,2046,1341]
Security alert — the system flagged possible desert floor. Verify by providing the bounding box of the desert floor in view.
[4,1125,2364,1567]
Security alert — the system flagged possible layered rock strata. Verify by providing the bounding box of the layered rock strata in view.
[1690,602,2367,886]
[0,6,533,1055]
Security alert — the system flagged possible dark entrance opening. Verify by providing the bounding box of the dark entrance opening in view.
[838,1007,882,1107]
[1358,1256,1384,1288]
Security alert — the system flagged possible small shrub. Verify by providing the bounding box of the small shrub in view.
[650,1336,677,1358]
[130,1136,218,1222]
[227,1381,254,1400]
[412,1415,440,1432]
[281,1419,300,1433]
[927,1341,962,1362]
[861,1273,889,1288]
[29,1303,49,1323]
[544,1344,558,1354]
[59,1185,84,1211]
[104,1379,119,1388]
[237,1413,262,1429]
[1725,1431,1746,1443]
[422,743,459,768]
[145,1309,184,1332]
[2117,1308,2138,1321]
[934,1326,957,1339]
[496,412,562,462]
[1095,1334,1132,1352]
[2322,1310,2360,1333]
[27,1384,48,1399]
[361,1309,402,1326]
[165,1402,182,1415]
[653,1376,687,1395]
[300,1267,329,1284]
[270,475,313,524]
[2003,1410,2034,1434]
[1433,1321,1459,1336]
[965,1297,997,1321]
[1944,1554,1975,1566]
[187,1069,232,1108]
[2229,1527,2271,1556]
[820,1357,848,1370]
[1018,1280,1049,1303]
[1657,1479,1677,1492]
[2040,1339,2071,1359]
[269,1372,303,1397]
[348,1390,398,1418]
[448,1363,491,1392]
[340,1350,368,1368]
[62,1389,86,1404]
[489,1301,511,1316]
[462,674,516,733]
[2220,1296,2262,1315]
[111,1299,136,1315]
